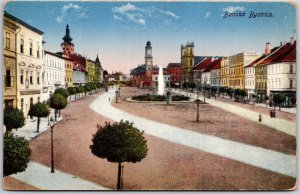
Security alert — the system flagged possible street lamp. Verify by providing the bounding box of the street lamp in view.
[115,90,119,103]
[49,117,56,173]
[196,99,201,122]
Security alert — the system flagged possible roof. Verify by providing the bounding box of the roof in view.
[167,63,181,68]
[4,11,44,35]
[130,64,146,75]
[45,50,69,60]
[192,58,213,71]
[257,41,296,65]
[203,58,222,72]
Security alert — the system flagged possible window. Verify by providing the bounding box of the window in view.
[20,70,24,84]
[290,65,293,74]
[5,32,10,49]
[30,42,33,56]
[37,72,40,84]
[37,45,40,58]
[290,80,293,88]
[20,39,24,53]
[30,72,33,84]
[5,69,11,87]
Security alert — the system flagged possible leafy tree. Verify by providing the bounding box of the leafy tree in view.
[90,120,148,190]
[78,85,85,98]
[67,87,76,100]
[182,82,189,89]
[188,82,196,89]
[54,88,69,99]
[50,93,68,121]
[226,88,233,99]
[4,106,25,133]
[84,84,91,96]
[3,133,31,176]
[28,102,50,133]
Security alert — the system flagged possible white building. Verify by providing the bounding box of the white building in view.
[244,65,256,99]
[210,59,221,89]
[73,63,86,85]
[43,51,66,101]
[8,12,44,116]
[267,39,296,106]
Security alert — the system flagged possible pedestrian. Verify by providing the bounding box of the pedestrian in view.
[259,114,262,122]
[109,97,110,101]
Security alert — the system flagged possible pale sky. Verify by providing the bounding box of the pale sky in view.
[5,1,296,74]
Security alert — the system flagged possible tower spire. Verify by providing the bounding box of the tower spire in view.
[63,24,73,43]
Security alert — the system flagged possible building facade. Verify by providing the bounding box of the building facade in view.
[166,63,182,87]
[220,57,229,87]
[229,51,261,90]
[87,59,95,82]
[43,51,66,101]
[3,13,19,108]
[7,12,45,116]
[181,42,194,83]
[210,59,222,88]
[267,41,296,106]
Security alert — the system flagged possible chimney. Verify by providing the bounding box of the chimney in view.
[265,42,271,55]
[290,37,295,44]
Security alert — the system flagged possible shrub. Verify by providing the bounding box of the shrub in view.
[4,106,25,133]
[3,133,31,176]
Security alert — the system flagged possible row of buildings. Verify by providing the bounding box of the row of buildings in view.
[130,39,296,105]
[3,12,108,115]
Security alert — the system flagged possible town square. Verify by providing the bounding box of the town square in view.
[2,1,297,191]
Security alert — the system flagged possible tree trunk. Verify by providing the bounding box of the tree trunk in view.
[37,117,40,133]
[55,109,57,122]
[117,162,122,190]
[70,96,71,101]
[59,110,61,117]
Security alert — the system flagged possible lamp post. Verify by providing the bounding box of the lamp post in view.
[196,99,201,122]
[49,117,56,173]
[115,90,119,103]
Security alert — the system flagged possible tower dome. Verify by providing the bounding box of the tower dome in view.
[146,41,151,47]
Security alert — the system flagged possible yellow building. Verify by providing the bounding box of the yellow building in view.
[181,42,194,83]
[229,52,261,90]
[87,59,95,82]
[220,57,229,87]
[65,58,73,87]
[3,14,19,108]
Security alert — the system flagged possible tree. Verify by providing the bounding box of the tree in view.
[4,133,31,176]
[28,102,50,133]
[226,88,233,99]
[54,88,69,99]
[84,84,91,96]
[79,85,85,98]
[4,106,25,133]
[90,120,148,190]
[67,87,76,100]
[50,93,68,121]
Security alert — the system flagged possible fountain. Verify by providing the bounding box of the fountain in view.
[158,66,165,95]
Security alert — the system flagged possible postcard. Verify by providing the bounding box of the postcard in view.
[2,0,297,191]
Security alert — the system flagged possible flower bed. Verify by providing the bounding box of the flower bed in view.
[132,94,190,101]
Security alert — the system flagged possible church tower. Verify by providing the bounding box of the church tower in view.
[61,24,74,58]
[145,41,153,71]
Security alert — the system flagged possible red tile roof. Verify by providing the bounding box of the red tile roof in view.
[203,58,222,72]
[257,41,296,66]
[192,58,213,71]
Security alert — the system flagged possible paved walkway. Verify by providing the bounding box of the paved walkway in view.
[11,109,62,141]
[8,91,111,190]
[90,89,296,178]
[11,161,108,190]
[172,90,296,137]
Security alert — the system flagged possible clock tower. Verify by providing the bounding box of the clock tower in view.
[61,24,74,58]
